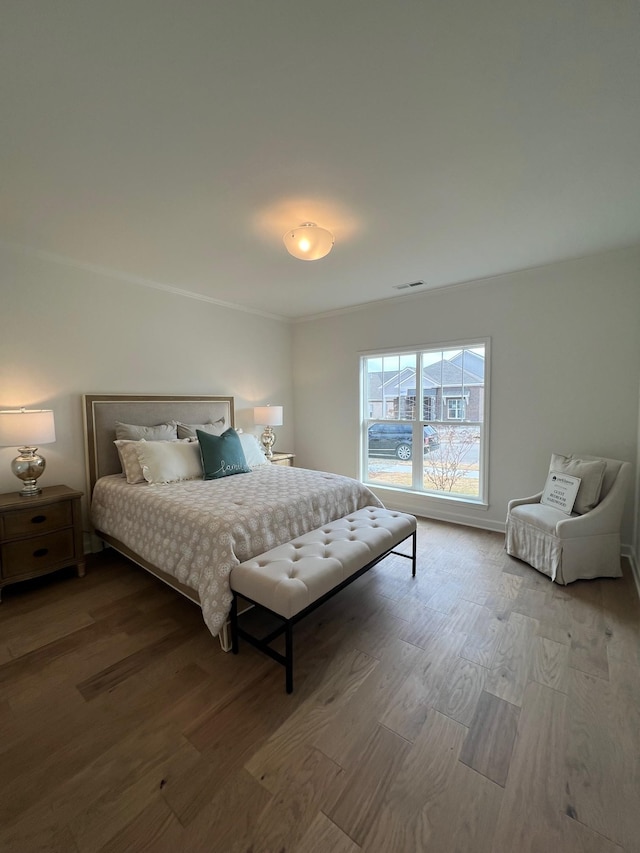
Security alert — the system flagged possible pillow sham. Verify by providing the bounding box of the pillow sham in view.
[197,428,251,480]
[176,419,226,440]
[135,440,203,484]
[115,421,178,441]
[114,439,146,484]
[239,433,270,467]
[548,453,606,515]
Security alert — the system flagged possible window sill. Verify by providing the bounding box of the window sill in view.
[366,481,489,511]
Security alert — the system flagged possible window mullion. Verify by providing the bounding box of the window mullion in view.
[413,353,422,490]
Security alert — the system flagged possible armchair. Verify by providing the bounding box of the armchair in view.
[505,455,631,584]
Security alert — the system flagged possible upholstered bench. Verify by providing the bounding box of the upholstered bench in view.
[229,506,417,692]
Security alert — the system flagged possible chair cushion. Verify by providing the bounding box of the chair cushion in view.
[549,454,606,515]
[510,501,573,534]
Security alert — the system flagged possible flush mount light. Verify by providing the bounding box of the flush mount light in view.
[283,222,334,261]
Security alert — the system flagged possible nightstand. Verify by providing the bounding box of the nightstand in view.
[270,452,295,467]
[0,485,85,601]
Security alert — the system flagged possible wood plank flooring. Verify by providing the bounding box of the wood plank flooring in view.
[0,517,639,852]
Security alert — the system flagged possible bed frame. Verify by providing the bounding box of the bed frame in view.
[83,394,236,642]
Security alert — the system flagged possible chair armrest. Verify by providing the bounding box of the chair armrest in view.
[508,492,543,512]
[556,489,624,538]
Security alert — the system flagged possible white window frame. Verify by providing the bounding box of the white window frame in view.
[359,338,490,507]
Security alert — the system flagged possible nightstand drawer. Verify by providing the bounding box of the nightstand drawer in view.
[2,501,72,539]
[1,529,75,578]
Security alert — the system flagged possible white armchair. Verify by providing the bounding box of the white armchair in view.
[505,455,631,584]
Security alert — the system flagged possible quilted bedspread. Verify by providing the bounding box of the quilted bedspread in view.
[91,465,383,636]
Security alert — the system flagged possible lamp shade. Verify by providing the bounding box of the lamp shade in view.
[253,406,283,427]
[283,223,334,261]
[0,409,56,446]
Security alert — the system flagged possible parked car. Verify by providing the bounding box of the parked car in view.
[367,422,440,460]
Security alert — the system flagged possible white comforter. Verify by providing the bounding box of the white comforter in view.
[91,465,383,636]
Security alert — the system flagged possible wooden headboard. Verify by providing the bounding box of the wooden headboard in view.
[82,394,234,496]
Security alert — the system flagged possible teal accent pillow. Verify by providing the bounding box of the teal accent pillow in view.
[197,428,251,480]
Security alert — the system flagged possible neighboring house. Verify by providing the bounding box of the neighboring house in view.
[367,353,485,423]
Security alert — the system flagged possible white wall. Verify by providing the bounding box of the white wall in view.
[0,245,294,521]
[292,246,640,548]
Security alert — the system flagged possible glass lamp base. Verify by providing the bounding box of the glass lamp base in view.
[11,446,46,497]
[260,427,276,459]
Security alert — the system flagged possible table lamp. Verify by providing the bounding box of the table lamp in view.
[253,405,283,459]
[0,408,56,497]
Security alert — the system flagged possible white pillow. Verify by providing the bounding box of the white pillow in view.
[239,433,270,467]
[114,439,146,484]
[135,440,203,484]
[548,453,606,515]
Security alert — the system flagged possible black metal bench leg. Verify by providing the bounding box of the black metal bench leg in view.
[411,530,417,577]
[230,594,239,654]
[285,622,293,694]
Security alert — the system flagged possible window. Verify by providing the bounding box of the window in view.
[360,341,488,503]
[447,398,464,420]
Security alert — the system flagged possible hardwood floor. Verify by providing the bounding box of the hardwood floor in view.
[1,518,639,852]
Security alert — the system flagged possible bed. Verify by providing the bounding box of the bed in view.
[83,394,383,642]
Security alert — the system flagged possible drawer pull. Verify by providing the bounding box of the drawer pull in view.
[31,515,47,524]
[33,548,49,558]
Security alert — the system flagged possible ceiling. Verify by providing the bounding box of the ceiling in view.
[2,1,639,320]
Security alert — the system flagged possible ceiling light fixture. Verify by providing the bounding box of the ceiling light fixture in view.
[283,222,334,261]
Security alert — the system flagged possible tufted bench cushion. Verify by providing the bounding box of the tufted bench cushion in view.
[229,506,417,692]
[230,506,417,618]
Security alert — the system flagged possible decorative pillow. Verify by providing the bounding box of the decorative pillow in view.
[548,453,606,515]
[176,419,227,440]
[197,428,251,480]
[115,421,178,441]
[114,439,146,484]
[135,440,203,484]
[239,433,270,467]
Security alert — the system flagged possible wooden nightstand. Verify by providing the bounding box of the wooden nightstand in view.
[270,452,295,467]
[0,485,85,601]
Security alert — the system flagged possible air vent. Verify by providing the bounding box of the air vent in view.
[393,280,425,291]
